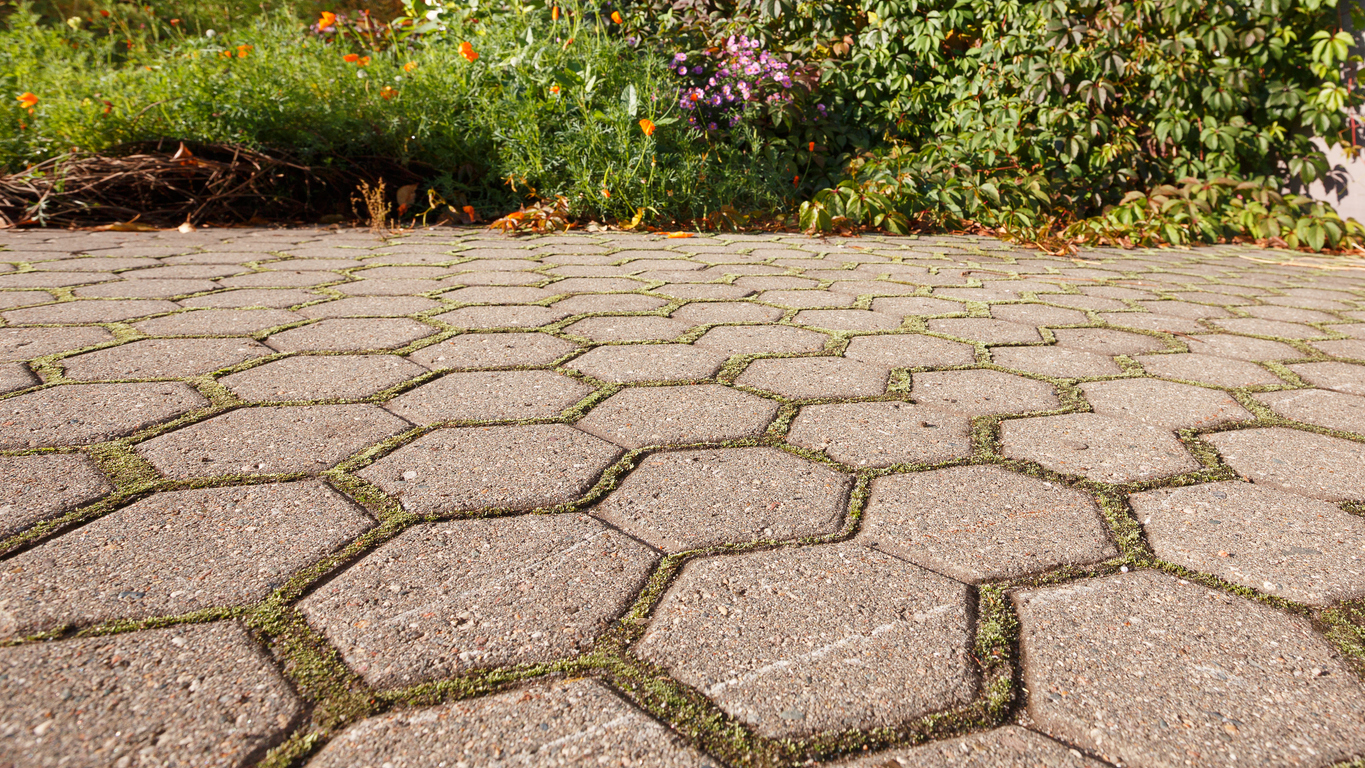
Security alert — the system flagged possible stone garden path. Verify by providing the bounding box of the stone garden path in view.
[1,227,1364,767]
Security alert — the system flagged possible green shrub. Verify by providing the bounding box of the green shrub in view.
[0,1,796,222]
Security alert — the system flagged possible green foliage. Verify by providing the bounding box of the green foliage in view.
[0,1,796,222]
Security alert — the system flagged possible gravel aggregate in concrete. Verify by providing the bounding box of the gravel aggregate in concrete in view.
[384,369,592,424]
[861,465,1116,582]
[221,354,427,402]
[833,726,1107,768]
[359,424,622,513]
[735,356,889,399]
[1255,388,1365,435]
[575,384,778,448]
[407,331,577,370]
[0,622,301,768]
[991,345,1123,378]
[60,337,273,380]
[844,334,976,368]
[1081,378,1253,429]
[1206,426,1365,501]
[0,362,37,393]
[1003,413,1199,483]
[568,343,728,382]
[1016,570,1365,767]
[911,369,1062,416]
[0,382,207,448]
[786,401,971,467]
[0,326,114,362]
[0,454,111,540]
[1135,352,1286,387]
[591,446,849,551]
[299,514,657,687]
[265,318,435,352]
[693,324,830,355]
[1288,360,1365,395]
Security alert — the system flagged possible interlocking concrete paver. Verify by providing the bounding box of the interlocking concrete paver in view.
[735,356,888,399]
[693,324,829,355]
[0,382,207,448]
[359,424,621,513]
[1016,571,1365,767]
[1212,318,1332,339]
[564,315,695,342]
[309,679,719,767]
[1003,413,1199,483]
[576,384,778,447]
[136,404,410,478]
[385,369,592,424]
[991,345,1124,378]
[439,285,558,304]
[844,333,976,368]
[793,309,902,331]
[1136,351,1286,387]
[928,318,1042,344]
[0,454,111,540]
[298,514,657,687]
[0,362,36,393]
[0,326,113,361]
[221,354,427,402]
[434,304,570,328]
[755,289,857,308]
[1051,327,1167,356]
[990,304,1089,327]
[179,287,320,308]
[911,369,1062,415]
[637,542,974,738]
[0,290,53,309]
[1183,332,1303,361]
[834,726,1108,768]
[861,466,1116,581]
[0,482,370,635]
[3,298,178,325]
[1132,481,1365,605]
[1255,388,1365,435]
[1289,360,1365,394]
[298,295,442,318]
[0,622,301,767]
[592,446,849,551]
[673,301,785,324]
[786,401,970,467]
[60,337,273,380]
[265,317,434,352]
[407,331,577,370]
[75,278,221,298]
[1314,337,1365,358]
[568,343,727,382]
[871,296,964,317]
[1081,378,1253,429]
[1206,426,1365,501]
[133,307,304,335]
[552,292,670,313]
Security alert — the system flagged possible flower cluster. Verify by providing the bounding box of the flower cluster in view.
[672,35,808,133]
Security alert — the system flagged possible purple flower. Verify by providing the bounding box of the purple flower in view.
[677,66,687,75]
[672,53,687,63]
[708,122,718,131]
[692,65,704,75]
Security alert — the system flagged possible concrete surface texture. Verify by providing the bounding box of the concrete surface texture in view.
[0,227,1363,767]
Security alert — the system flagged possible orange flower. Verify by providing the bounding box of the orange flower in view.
[601,188,611,199]
[666,231,694,238]
[808,141,815,152]
[610,11,623,23]
[549,84,560,95]
[358,55,371,66]
[639,118,656,136]
[99,9,109,16]
[343,53,359,63]
[380,85,397,100]
[16,92,37,110]
[318,11,337,30]
[551,5,560,20]
[169,18,179,25]
[793,175,800,186]
[236,44,253,58]
[459,41,478,62]
[403,61,417,72]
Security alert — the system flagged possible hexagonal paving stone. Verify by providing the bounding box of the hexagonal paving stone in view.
[793,309,902,331]
[989,304,1089,328]
[735,356,888,399]
[1288,360,1365,395]
[0,481,370,636]
[1003,413,1199,483]
[575,384,778,448]
[0,454,111,540]
[672,301,784,324]
[220,354,427,402]
[407,331,577,371]
[298,514,657,688]
[1314,337,1365,359]
[1136,352,1286,387]
[1213,318,1332,339]
[592,446,849,552]
[2,299,179,325]
[0,622,301,767]
[132,308,304,335]
[433,305,571,329]
[786,402,970,467]
[298,295,442,318]
[552,293,670,313]
[179,288,320,308]
[860,466,1116,582]
[0,326,114,362]
[636,542,974,738]
[60,338,273,381]
[833,726,1108,768]
[1051,327,1166,356]
[1255,388,1365,435]
[1206,427,1365,501]
[990,345,1123,378]
[927,318,1042,345]
[871,296,965,317]
[136,404,409,479]
[75,278,220,299]
[385,369,592,424]
[754,290,856,309]
[1015,570,1365,767]
[1081,378,1252,429]
[567,343,727,383]
[265,318,434,352]
[0,362,36,394]
[1183,333,1303,361]
[563,316,694,342]
[843,334,975,368]
[308,678,719,767]
[0,382,207,449]
[359,424,621,513]
[1098,310,1206,334]
[693,324,829,355]
[911,369,1061,416]
[1131,481,1365,605]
